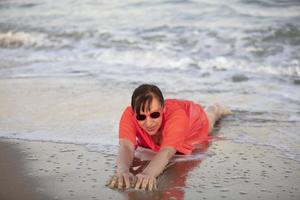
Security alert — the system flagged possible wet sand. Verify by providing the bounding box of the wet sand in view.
[0,77,299,200]
[0,139,299,200]
[0,141,51,200]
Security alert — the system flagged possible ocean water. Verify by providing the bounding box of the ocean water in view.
[0,0,300,162]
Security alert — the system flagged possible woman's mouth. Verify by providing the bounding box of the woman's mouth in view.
[146,127,156,132]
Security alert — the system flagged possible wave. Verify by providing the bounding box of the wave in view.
[198,57,300,77]
[1,24,300,78]
[0,51,299,79]
[0,49,299,79]
[0,31,49,48]
[0,30,82,49]
[0,31,32,48]
[95,49,300,77]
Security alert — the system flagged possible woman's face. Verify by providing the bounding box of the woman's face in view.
[136,98,164,136]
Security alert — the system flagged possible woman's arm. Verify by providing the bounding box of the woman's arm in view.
[116,139,135,174]
[134,146,176,190]
[107,139,135,189]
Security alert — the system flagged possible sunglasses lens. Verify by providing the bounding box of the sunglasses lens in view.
[136,114,146,121]
[136,112,161,121]
[150,112,160,119]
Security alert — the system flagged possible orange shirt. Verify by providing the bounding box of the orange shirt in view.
[119,99,210,154]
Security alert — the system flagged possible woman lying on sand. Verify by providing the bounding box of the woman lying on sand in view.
[107,84,232,191]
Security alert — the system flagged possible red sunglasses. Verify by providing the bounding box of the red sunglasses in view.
[135,111,162,121]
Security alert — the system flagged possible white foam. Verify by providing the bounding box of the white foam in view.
[198,57,300,77]
[0,31,43,48]
[1,53,299,80]
[96,48,193,70]
[0,31,70,49]
[1,28,299,78]
[90,49,300,77]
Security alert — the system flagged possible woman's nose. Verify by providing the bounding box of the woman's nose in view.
[144,117,154,126]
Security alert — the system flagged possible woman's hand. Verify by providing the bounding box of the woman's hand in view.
[132,147,175,191]
[134,173,157,191]
[107,139,135,189]
[107,172,134,189]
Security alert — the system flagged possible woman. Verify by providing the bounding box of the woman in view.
[107,84,232,191]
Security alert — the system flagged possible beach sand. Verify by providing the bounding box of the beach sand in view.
[0,77,299,199]
[1,138,299,200]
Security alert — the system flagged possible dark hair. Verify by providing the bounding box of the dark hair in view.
[131,84,164,115]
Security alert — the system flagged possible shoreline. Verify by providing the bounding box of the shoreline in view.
[0,138,299,200]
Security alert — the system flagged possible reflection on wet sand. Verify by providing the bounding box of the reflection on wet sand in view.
[124,145,209,200]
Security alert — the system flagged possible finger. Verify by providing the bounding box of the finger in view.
[117,175,124,189]
[153,178,157,190]
[124,175,131,189]
[141,177,149,190]
[131,176,137,188]
[108,176,117,188]
[134,176,143,190]
[148,178,154,191]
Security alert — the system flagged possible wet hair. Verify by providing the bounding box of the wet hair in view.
[131,84,164,115]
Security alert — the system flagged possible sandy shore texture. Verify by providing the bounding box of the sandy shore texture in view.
[0,77,299,199]
[0,138,299,200]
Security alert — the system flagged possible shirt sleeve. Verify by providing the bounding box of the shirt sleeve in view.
[119,107,137,146]
[160,109,189,152]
